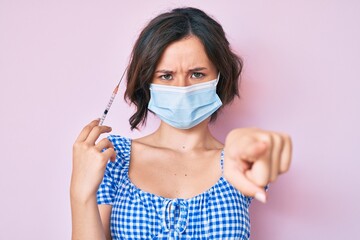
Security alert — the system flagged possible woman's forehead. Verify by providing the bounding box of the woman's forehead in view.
[156,36,215,71]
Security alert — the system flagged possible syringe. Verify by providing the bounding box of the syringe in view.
[99,68,127,126]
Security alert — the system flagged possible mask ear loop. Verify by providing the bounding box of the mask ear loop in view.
[214,72,221,87]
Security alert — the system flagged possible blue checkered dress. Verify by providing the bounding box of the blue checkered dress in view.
[97,135,253,239]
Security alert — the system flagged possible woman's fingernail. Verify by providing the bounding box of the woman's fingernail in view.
[255,192,267,203]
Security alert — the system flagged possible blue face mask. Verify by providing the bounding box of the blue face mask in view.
[148,74,223,129]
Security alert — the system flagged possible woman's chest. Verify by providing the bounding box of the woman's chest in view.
[128,146,222,199]
[111,177,251,240]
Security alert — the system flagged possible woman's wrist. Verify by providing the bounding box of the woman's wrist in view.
[70,182,98,205]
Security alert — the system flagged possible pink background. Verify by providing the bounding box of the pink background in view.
[1,0,359,239]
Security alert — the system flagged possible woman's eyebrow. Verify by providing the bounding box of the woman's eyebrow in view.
[154,67,208,73]
[188,67,207,72]
[155,69,174,74]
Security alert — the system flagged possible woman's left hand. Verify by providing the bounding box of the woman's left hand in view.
[223,128,292,203]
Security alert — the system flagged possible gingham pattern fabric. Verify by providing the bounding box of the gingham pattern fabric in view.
[97,135,252,239]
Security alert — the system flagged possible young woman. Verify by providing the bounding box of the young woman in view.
[71,7,292,240]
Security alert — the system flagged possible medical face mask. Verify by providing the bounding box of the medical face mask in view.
[148,74,223,129]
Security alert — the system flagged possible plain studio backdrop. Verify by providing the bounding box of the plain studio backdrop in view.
[0,0,359,239]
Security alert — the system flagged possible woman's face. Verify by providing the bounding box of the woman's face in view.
[152,35,218,86]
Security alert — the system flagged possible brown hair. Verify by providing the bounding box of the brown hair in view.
[125,7,243,130]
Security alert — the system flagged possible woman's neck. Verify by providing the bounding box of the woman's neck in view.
[150,120,222,152]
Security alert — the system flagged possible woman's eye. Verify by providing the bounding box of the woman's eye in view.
[191,72,204,79]
[160,74,173,80]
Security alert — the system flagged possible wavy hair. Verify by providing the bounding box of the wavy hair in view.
[125,7,243,130]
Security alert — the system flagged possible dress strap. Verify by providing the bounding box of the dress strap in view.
[220,150,224,175]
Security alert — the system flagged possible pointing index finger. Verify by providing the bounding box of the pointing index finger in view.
[224,169,267,203]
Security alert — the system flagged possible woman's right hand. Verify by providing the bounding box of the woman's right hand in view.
[70,118,116,203]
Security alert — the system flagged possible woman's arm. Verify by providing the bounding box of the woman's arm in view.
[99,204,112,240]
[70,200,113,240]
[71,197,106,240]
[70,119,116,240]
